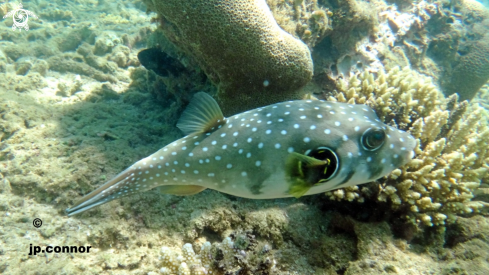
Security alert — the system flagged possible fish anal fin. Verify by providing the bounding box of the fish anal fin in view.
[177,92,225,135]
[157,185,206,196]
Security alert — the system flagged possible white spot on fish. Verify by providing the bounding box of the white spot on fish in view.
[215,156,221,161]
[203,147,208,152]
[266,129,272,134]
[335,121,341,126]
[354,126,360,132]
[287,147,294,153]
[366,157,372,162]
[258,142,263,149]
[304,137,310,143]
[343,135,348,141]
[226,164,233,169]
[324,129,331,134]
[281,130,287,135]
[255,160,261,167]
[241,171,247,177]
[310,125,316,130]
[294,124,300,129]
[275,143,281,149]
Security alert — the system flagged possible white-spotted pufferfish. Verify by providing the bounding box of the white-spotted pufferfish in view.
[67,92,416,216]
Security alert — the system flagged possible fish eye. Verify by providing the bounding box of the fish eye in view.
[361,128,386,151]
[304,147,339,183]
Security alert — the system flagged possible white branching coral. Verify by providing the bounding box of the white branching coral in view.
[326,67,489,228]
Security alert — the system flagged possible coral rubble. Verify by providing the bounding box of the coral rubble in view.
[157,237,277,275]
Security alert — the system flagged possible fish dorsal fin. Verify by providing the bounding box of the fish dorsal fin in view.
[177,92,225,135]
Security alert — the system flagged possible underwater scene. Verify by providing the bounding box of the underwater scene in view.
[1,0,489,274]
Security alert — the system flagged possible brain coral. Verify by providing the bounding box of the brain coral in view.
[443,33,489,102]
[440,0,489,101]
[326,67,489,229]
[143,0,313,115]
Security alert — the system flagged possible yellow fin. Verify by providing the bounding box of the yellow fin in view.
[157,185,206,196]
[289,152,328,167]
[288,179,312,198]
[177,92,225,135]
[285,152,327,198]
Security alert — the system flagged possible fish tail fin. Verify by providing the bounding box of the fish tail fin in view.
[66,166,138,216]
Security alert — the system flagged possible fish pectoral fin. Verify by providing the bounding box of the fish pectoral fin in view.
[287,179,312,199]
[288,152,328,167]
[157,185,206,196]
[285,152,325,198]
[176,92,225,135]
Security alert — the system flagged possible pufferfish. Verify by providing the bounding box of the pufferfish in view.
[66,92,416,216]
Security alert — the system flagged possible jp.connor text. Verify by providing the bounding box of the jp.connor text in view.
[29,244,92,255]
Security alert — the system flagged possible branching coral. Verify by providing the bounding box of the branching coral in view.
[326,67,489,228]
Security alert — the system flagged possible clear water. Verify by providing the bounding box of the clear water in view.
[0,0,488,274]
